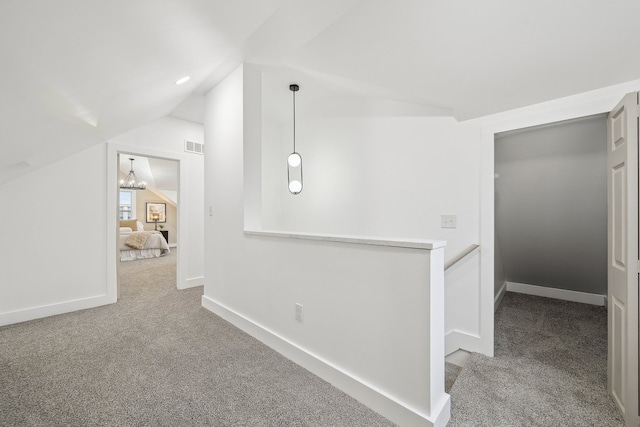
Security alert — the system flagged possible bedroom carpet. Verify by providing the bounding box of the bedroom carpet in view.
[448,292,624,426]
[0,250,394,427]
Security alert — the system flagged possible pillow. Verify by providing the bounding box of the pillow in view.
[119,219,138,230]
[119,227,133,234]
[136,221,145,231]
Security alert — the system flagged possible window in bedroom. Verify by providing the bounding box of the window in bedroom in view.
[119,190,136,220]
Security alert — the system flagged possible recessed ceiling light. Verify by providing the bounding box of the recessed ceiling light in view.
[175,76,191,85]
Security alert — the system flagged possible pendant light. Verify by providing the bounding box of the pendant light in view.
[120,158,146,190]
[288,84,303,195]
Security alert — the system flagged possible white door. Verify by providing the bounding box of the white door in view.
[608,92,639,427]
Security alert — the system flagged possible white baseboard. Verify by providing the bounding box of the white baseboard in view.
[201,295,449,427]
[181,276,204,289]
[169,243,177,248]
[445,330,483,356]
[505,282,606,306]
[494,281,507,312]
[0,294,114,327]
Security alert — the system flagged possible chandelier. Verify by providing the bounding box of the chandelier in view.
[120,158,146,190]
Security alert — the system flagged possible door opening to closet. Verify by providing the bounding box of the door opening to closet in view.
[491,113,615,421]
[494,113,608,305]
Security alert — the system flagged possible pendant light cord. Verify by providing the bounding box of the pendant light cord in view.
[293,89,296,153]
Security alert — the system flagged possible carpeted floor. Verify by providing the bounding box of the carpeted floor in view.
[0,250,395,426]
[448,292,625,426]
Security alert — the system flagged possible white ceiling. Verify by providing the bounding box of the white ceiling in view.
[2,0,640,184]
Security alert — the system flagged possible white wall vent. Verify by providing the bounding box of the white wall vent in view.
[185,140,204,155]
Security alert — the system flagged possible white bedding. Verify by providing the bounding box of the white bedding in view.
[119,231,170,261]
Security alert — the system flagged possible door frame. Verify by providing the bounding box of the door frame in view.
[477,80,640,358]
[106,142,188,301]
[477,82,640,422]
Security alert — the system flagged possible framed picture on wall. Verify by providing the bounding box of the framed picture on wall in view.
[146,202,166,223]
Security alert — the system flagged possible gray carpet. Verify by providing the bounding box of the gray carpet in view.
[0,250,395,426]
[448,292,625,426]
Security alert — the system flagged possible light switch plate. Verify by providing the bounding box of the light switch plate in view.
[295,303,303,322]
[441,214,457,229]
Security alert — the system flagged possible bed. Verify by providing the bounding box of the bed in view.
[119,220,170,261]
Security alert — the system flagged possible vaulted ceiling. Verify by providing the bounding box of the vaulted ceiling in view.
[2,0,640,185]
[119,154,178,205]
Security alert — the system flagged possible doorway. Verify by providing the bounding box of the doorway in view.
[486,114,620,422]
[106,142,188,302]
[478,88,640,427]
[494,114,608,305]
[116,153,179,296]
[491,108,640,426]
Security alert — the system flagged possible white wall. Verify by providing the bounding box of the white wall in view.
[261,118,284,230]
[260,73,486,354]
[0,116,204,326]
[203,65,450,427]
[0,144,110,325]
[265,114,481,257]
[110,116,205,286]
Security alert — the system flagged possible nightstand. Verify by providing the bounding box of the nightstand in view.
[159,230,168,243]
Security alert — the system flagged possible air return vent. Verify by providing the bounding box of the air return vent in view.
[184,140,204,155]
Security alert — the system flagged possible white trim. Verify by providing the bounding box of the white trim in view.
[169,243,178,248]
[107,143,188,300]
[505,282,606,306]
[445,330,483,356]
[202,295,450,427]
[0,294,113,327]
[472,79,640,132]
[244,229,446,250]
[494,281,507,312]
[182,276,204,289]
[478,129,496,357]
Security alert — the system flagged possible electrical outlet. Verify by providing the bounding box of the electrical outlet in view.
[441,214,457,229]
[295,303,303,322]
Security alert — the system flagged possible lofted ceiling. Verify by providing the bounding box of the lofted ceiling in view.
[2,0,640,185]
[119,154,178,205]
